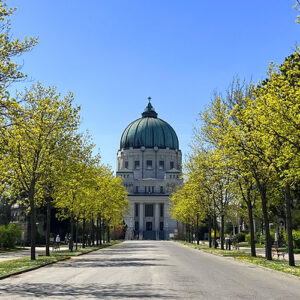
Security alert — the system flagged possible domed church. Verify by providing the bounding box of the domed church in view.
[117,98,182,240]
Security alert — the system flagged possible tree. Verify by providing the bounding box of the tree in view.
[250,50,300,266]
[0,0,37,124]
[54,133,96,250]
[294,0,300,24]
[3,83,80,260]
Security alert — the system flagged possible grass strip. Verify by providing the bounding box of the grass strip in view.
[0,240,121,279]
[0,255,69,278]
[177,241,300,277]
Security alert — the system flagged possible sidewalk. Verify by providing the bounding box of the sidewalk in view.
[193,241,300,262]
[238,246,300,262]
[0,245,69,262]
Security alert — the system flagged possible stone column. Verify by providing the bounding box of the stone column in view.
[139,203,144,239]
[155,203,160,240]
[129,202,134,240]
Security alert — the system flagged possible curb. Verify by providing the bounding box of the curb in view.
[0,242,122,281]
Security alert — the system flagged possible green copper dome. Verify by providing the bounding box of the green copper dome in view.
[120,101,179,150]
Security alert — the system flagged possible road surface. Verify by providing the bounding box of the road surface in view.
[0,241,299,299]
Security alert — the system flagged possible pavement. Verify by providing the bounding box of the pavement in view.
[0,240,299,299]
[0,245,69,262]
[238,246,300,261]
[193,241,300,262]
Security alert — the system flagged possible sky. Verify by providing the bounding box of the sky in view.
[8,0,300,171]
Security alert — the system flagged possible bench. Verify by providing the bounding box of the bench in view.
[272,247,285,259]
[232,244,239,250]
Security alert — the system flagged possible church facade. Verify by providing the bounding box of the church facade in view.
[116,100,182,240]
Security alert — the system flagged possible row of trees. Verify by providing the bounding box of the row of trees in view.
[0,1,128,260]
[171,49,299,266]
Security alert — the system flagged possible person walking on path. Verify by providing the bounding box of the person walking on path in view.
[55,234,61,250]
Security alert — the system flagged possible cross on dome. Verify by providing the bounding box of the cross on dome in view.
[142,97,157,118]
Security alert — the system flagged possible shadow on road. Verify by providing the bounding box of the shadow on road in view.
[0,283,176,299]
[58,256,170,268]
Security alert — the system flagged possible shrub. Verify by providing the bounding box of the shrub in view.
[284,230,300,249]
[259,232,275,245]
[245,233,260,244]
[0,223,21,248]
[293,230,300,249]
[35,231,45,245]
[233,232,245,243]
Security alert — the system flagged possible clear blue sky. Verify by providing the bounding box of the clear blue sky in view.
[9,0,299,170]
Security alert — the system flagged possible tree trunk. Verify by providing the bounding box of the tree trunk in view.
[96,219,99,246]
[238,180,256,257]
[257,182,272,260]
[91,219,95,246]
[107,224,110,243]
[285,183,295,266]
[70,217,74,252]
[213,213,217,248]
[45,197,51,256]
[99,215,102,245]
[75,219,78,250]
[208,215,212,248]
[246,189,256,257]
[82,218,86,248]
[102,219,106,243]
[196,213,199,245]
[220,214,224,250]
[29,196,36,260]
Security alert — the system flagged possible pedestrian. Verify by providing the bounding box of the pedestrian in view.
[55,234,61,250]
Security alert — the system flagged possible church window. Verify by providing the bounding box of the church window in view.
[170,161,174,169]
[134,160,140,169]
[146,160,152,169]
[145,204,153,217]
[146,222,152,231]
[160,221,164,231]
[160,204,164,217]
[159,160,164,170]
[125,161,129,168]
[160,186,164,193]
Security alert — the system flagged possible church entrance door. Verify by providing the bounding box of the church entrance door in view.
[146,222,152,231]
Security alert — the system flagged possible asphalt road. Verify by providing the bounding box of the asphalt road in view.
[0,241,299,299]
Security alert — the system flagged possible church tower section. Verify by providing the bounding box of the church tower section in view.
[116,99,182,240]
